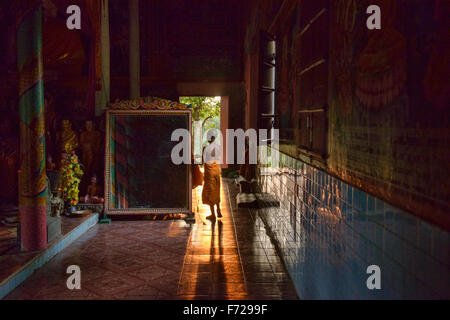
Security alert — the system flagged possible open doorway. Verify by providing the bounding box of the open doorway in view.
[179,96,221,165]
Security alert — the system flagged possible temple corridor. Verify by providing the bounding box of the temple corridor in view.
[5,179,298,300]
[1,0,448,302]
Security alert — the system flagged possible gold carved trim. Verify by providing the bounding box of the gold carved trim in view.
[108,96,191,111]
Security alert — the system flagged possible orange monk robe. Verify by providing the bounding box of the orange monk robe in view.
[192,163,203,189]
[202,161,221,205]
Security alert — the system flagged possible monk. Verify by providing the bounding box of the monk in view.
[192,155,203,189]
[202,136,222,220]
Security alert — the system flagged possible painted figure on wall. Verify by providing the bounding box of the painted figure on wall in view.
[42,4,85,76]
[331,0,357,115]
[328,0,449,229]
[355,0,407,109]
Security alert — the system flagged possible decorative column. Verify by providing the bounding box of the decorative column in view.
[17,4,47,251]
[129,0,140,99]
[96,0,110,116]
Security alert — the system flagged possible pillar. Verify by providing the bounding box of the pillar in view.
[96,0,111,116]
[129,0,140,99]
[17,4,47,251]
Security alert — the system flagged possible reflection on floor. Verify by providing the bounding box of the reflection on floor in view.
[5,179,298,300]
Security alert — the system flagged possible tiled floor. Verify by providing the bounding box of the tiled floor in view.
[0,214,96,286]
[5,179,299,300]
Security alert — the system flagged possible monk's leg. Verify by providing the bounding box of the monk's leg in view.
[216,204,222,218]
[206,204,216,220]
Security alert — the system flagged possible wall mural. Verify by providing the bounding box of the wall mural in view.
[328,0,450,229]
[276,11,297,145]
[251,0,450,229]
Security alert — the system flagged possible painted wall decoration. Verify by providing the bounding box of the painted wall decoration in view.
[244,0,449,229]
[331,0,357,115]
[355,0,407,109]
[276,11,297,144]
[328,0,450,229]
[41,0,100,117]
[295,0,330,162]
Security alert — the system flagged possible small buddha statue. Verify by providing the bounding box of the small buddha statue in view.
[57,120,79,155]
[80,120,101,179]
[80,175,103,204]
